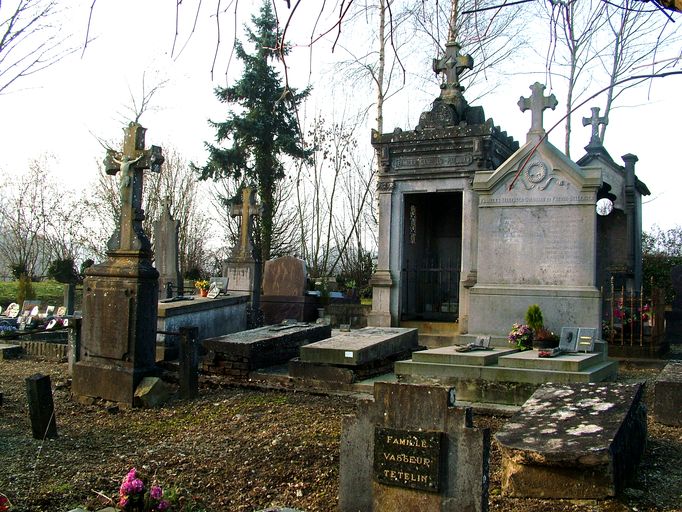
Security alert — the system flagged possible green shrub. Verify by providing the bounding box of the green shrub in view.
[525,304,544,332]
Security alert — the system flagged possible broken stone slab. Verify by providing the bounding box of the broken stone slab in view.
[654,361,682,426]
[0,343,22,359]
[202,323,331,377]
[134,377,172,408]
[495,382,646,499]
[299,327,418,366]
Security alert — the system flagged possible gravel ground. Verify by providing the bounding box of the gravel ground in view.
[0,356,681,512]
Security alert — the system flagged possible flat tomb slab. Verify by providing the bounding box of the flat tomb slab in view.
[495,382,646,499]
[202,323,331,375]
[412,346,518,366]
[299,327,418,366]
[654,362,682,426]
[497,350,604,372]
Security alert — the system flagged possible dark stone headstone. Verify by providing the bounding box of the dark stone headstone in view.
[262,256,307,296]
[495,382,646,499]
[179,326,199,400]
[25,373,57,439]
[339,382,490,512]
[654,362,682,426]
[671,265,682,311]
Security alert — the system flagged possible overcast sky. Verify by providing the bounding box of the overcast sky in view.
[0,0,680,232]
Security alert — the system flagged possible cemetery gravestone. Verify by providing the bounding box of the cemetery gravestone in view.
[72,122,164,406]
[339,382,490,512]
[260,256,318,324]
[654,362,682,426]
[153,201,183,298]
[25,373,58,439]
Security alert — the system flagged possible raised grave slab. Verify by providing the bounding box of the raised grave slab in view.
[654,361,682,426]
[497,348,604,372]
[411,346,518,366]
[202,323,331,379]
[291,327,418,384]
[495,382,646,499]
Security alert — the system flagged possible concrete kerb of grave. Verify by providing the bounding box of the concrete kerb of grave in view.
[339,381,490,512]
[653,361,682,426]
[290,327,418,385]
[495,381,646,499]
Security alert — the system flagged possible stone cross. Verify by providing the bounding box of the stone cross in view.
[582,106,608,146]
[433,40,473,91]
[518,82,558,141]
[230,185,262,259]
[104,122,164,253]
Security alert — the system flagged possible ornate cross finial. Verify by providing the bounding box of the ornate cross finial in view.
[230,185,262,259]
[518,82,558,142]
[104,122,164,253]
[582,106,608,147]
[432,40,473,109]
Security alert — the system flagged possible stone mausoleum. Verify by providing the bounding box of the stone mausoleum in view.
[367,41,648,342]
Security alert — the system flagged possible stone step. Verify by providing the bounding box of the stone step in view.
[412,346,519,366]
[497,349,605,372]
[399,321,459,334]
[417,333,460,348]
[395,359,618,386]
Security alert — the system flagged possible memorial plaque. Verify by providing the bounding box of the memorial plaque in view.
[559,327,579,352]
[374,427,443,492]
[577,327,597,352]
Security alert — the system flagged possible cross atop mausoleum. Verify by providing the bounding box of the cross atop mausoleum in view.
[104,122,164,253]
[433,40,473,106]
[230,185,262,259]
[582,106,608,148]
[518,82,558,143]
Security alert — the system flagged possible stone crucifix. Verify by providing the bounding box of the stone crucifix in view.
[518,82,558,143]
[582,106,608,147]
[104,122,164,253]
[230,185,262,260]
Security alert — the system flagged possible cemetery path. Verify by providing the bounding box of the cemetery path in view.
[0,358,680,512]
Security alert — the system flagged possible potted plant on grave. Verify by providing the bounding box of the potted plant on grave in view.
[524,304,559,349]
[194,280,210,297]
[508,323,533,350]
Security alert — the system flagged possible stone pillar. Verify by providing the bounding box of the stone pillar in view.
[622,154,640,291]
[368,180,395,327]
[458,184,479,333]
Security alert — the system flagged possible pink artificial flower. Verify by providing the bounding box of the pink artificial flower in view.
[157,499,170,511]
[118,496,129,508]
[150,485,163,500]
[130,478,144,494]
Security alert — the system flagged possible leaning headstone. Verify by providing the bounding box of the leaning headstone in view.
[153,201,183,298]
[654,362,682,426]
[25,373,58,439]
[495,382,646,499]
[339,382,490,512]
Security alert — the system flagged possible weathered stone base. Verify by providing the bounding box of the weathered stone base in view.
[654,362,682,426]
[496,382,646,499]
[72,360,158,405]
[260,295,319,324]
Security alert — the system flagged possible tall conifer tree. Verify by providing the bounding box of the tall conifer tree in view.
[196,1,310,263]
